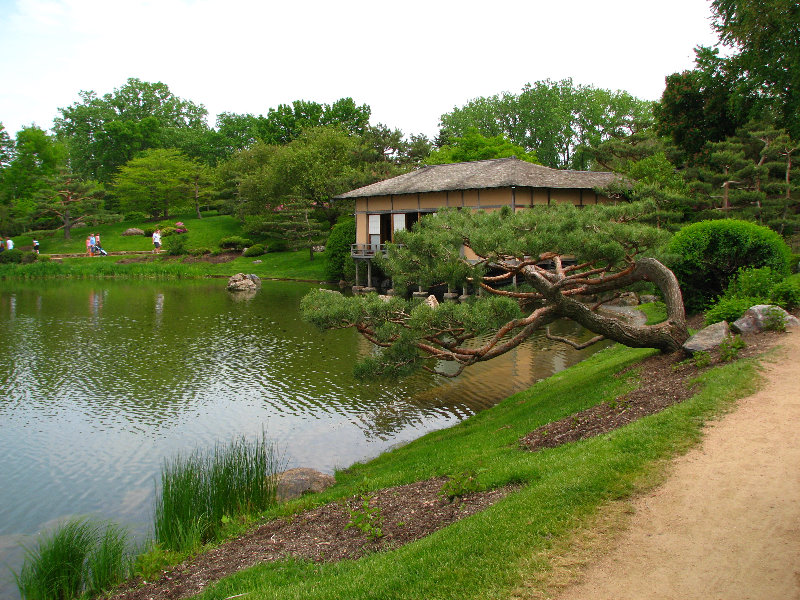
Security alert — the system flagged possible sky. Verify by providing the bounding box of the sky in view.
[0,0,721,140]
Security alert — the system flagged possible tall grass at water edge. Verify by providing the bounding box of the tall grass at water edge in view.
[154,433,283,554]
[14,519,133,600]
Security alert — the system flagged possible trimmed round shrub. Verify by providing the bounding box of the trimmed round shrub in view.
[219,236,252,251]
[243,244,265,257]
[21,251,38,264]
[324,218,356,281]
[0,248,24,263]
[667,220,792,312]
[770,280,800,310]
[159,226,177,238]
[704,296,763,326]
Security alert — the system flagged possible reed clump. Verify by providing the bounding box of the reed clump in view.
[14,518,133,600]
[154,432,282,553]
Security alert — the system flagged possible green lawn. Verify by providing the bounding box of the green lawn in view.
[189,340,761,600]
[1,212,330,281]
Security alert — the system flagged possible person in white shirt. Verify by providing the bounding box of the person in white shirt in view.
[6,239,13,250]
[152,229,161,253]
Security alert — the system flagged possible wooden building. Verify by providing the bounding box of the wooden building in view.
[336,157,621,258]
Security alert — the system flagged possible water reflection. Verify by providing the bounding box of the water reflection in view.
[0,280,605,598]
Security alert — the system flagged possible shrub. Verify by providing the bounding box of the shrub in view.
[124,211,149,222]
[265,239,288,253]
[159,226,177,238]
[324,218,356,281]
[718,334,746,362]
[763,306,788,331]
[219,236,252,251]
[704,296,762,326]
[770,280,800,310]
[164,235,189,256]
[0,248,24,263]
[21,251,38,264]
[188,247,212,256]
[726,267,783,300]
[667,220,792,312]
[243,244,265,257]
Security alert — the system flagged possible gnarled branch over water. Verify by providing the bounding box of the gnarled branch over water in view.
[302,202,688,379]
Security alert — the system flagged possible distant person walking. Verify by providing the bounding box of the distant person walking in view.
[152,229,161,253]
[6,238,13,250]
[33,239,40,254]
[86,235,93,256]
[0,240,5,253]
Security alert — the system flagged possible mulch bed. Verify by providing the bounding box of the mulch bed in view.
[519,329,783,452]
[109,479,513,600]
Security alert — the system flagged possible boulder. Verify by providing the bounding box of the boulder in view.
[121,227,145,236]
[227,272,262,292]
[639,294,660,305]
[732,304,800,334]
[276,467,336,502]
[682,320,731,354]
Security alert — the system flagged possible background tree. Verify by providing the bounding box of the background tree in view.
[654,46,758,161]
[35,169,102,239]
[711,0,800,138]
[425,128,538,164]
[54,78,209,182]
[0,126,65,233]
[112,148,195,218]
[246,199,328,260]
[438,79,652,170]
[302,203,688,380]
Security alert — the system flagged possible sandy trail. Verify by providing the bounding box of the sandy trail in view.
[557,330,800,600]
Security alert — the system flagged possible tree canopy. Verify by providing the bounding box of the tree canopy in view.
[302,203,688,380]
[438,79,652,170]
[426,128,538,165]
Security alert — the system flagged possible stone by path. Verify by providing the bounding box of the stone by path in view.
[556,330,800,600]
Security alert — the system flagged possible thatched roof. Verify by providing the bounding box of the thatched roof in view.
[336,157,621,199]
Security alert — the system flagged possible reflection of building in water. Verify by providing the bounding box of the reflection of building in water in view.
[350,319,610,438]
[88,289,104,327]
[154,293,164,327]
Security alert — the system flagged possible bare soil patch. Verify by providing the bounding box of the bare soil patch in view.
[109,478,513,600]
[519,330,781,452]
[180,252,239,264]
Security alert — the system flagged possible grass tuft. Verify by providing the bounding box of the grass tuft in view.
[154,432,283,553]
[14,518,133,600]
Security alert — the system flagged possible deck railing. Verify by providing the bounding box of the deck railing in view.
[351,243,388,258]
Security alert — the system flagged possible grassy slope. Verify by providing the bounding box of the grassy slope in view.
[192,339,760,600]
[2,213,329,281]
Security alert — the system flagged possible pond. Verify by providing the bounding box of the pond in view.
[0,279,602,596]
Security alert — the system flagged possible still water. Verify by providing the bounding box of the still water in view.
[0,279,601,594]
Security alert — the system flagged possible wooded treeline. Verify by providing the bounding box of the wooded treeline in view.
[0,0,797,248]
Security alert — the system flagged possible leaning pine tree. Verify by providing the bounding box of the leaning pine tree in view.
[301,201,689,379]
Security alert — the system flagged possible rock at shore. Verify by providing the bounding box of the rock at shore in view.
[732,305,800,334]
[227,273,262,292]
[682,320,731,354]
[276,468,336,502]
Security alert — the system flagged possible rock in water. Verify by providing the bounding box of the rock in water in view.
[227,272,262,292]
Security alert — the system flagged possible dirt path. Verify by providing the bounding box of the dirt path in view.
[556,330,800,600]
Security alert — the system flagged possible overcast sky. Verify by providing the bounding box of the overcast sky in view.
[0,0,721,140]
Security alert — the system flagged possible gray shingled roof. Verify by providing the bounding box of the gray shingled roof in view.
[335,157,620,199]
